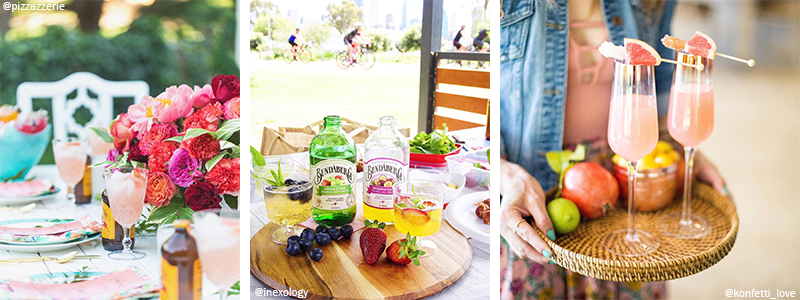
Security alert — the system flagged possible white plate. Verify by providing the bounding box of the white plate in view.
[0,233,100,253]
[0,188,60,205]
[445,191,490,251]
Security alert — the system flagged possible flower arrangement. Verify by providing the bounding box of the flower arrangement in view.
[91,75,241,225]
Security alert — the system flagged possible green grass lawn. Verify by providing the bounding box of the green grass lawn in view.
[249,56,421,148]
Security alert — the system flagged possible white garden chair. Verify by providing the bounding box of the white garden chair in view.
[16,72,149,140]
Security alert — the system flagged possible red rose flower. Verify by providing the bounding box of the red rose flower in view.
[211,75,240,104]
[183,101,223,132]
[148,141,179,173]
[139,123,178,155]
[185,182,221,211]
[181,133,220,161]
[223,97,240,120]
[145,172,176,207]
[128,141,148,163]
[205,158,240,195]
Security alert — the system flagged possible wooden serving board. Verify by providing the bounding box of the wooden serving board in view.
[250,221,473,300]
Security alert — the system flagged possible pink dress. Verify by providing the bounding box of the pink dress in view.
[500,21,667,300]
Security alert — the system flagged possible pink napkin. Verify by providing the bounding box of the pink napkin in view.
[0,180,56,198]
[7,268,154,299]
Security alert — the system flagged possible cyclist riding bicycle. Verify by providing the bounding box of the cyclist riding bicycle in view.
[453,25,467,51]
[344,24,367,65]
[288,27,305,60]
[473,28,490,52]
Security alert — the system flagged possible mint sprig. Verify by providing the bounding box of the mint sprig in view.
[253,158,286,187]
[398,232,426,266]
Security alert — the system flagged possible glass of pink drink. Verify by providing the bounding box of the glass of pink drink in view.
[604,61,661,257]
[104,167,148,260]
[193,209,240,300]
[659,51,714,238]
[52,138,87,211]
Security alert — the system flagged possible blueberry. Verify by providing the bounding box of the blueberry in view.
[287,236,300,244]
[299,189,312,204]
[328,227,341,241]
[300,228,315,241]
[298,238,313,251]
[316,232,331,246]
[315,226,328,234]
[340,224,353,239]
[309,248,323,262]
[298,180,309,186]
[284,178,297,186]
[286,241,300,256]
[265,185,276,191]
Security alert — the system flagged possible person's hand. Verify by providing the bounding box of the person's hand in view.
[499,159,554,264]
[695,151,733,201]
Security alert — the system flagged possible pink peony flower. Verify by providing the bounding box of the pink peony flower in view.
[110,113,135,150]
[191,84,214,108]
[128,95,155,138]
[152,85,194,123]
[223,97,240,120]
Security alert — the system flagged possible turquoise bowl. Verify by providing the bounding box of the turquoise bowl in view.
[0,124,51,182]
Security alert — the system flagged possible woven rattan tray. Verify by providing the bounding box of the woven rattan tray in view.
[531,183,739,282]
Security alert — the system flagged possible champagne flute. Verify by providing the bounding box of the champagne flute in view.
[193,209,240,300]
[659,51,714,238]
[603,60,661,257]
[52,138,87,211]
[104,167,147,260]
[393,180,444,257]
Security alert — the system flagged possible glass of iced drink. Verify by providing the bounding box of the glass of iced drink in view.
[393,180,445,257]
[103,167,147,260]
[193,209,240,300]
[52,138,87,211]
[263,173,312,244]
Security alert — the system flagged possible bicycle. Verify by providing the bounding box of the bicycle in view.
[336,45,376,70]
[443,42,488,69]
[283,44,312,64]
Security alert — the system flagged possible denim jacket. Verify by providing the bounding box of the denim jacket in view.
[500,0,676,190]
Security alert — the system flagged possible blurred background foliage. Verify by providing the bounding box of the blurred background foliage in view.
[0,0,238,164]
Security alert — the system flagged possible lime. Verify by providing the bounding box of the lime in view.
[547,198,581,235]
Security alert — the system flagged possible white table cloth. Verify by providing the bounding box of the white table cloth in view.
[249,127,491,299]
[0,165,237,299]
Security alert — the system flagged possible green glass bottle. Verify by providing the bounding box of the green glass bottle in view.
[310,116,357,226]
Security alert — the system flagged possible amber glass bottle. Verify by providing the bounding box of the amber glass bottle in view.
[101,190,134,251]
[161,219,202,300]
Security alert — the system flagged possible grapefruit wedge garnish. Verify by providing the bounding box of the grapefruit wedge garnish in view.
[685,31,717,59]
[624,38,661,66]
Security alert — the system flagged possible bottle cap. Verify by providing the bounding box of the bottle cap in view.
[173,219,191,229]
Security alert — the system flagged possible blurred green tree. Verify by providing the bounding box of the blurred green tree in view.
[323,0,363,35]
[302,22,334,46]
[397,25,422,52]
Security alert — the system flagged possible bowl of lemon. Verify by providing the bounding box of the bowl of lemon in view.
[612,141,683,212]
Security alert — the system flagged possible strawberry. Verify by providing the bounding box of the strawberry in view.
[359,219,387,265]
[401,208,430,226]
[386,233,425,266]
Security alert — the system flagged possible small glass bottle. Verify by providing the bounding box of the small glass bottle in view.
[310,115,357,226]
[73,155,92,204]
[363,116,409,223]
[161,219,202,300]
[101,190,135,251]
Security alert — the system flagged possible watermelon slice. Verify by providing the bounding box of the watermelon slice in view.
[624,38,661,66]
[685,31,716,59]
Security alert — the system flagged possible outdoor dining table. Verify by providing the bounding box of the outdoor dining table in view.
[0,165,235,299]
[249,127,490,299]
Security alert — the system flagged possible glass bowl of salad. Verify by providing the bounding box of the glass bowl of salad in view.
[446,148,489,190]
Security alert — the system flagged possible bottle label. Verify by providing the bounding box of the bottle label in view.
[82,166,92,196]
[311,159,356,210]
[160,257,178,300]
[102,201,114,239]
[364,158,407,209]
[193,259,202,300]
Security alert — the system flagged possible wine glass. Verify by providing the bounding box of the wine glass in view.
[104,167,147,260]
[52,138,87,211]
[193,209,240,300]
[603,60,661,257]
[659,51,715,238]
[263,173,312,244]
[393,180,444,257]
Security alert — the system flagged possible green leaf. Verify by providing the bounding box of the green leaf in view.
[223,194,238,210]
[184,128,215,140]
[250,146,265,166]
[87,126,114,143]
[164,136,184,143]
[205,153,226,171]
[90,161,113,168]
[216,119,240,141]
[567,144,586,161]
[546,152,570,174]
[146,199,183,224]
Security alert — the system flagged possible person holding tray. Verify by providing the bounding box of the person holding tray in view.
[499,0,731,298]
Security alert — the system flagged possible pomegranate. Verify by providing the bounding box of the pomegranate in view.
[561,162,619,219]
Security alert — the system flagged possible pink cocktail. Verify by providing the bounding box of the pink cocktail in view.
[193,210,240,300]
[602,61,660,257]
[104,167,148,260]
[52,138,87,210]
[659,52,715,239]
